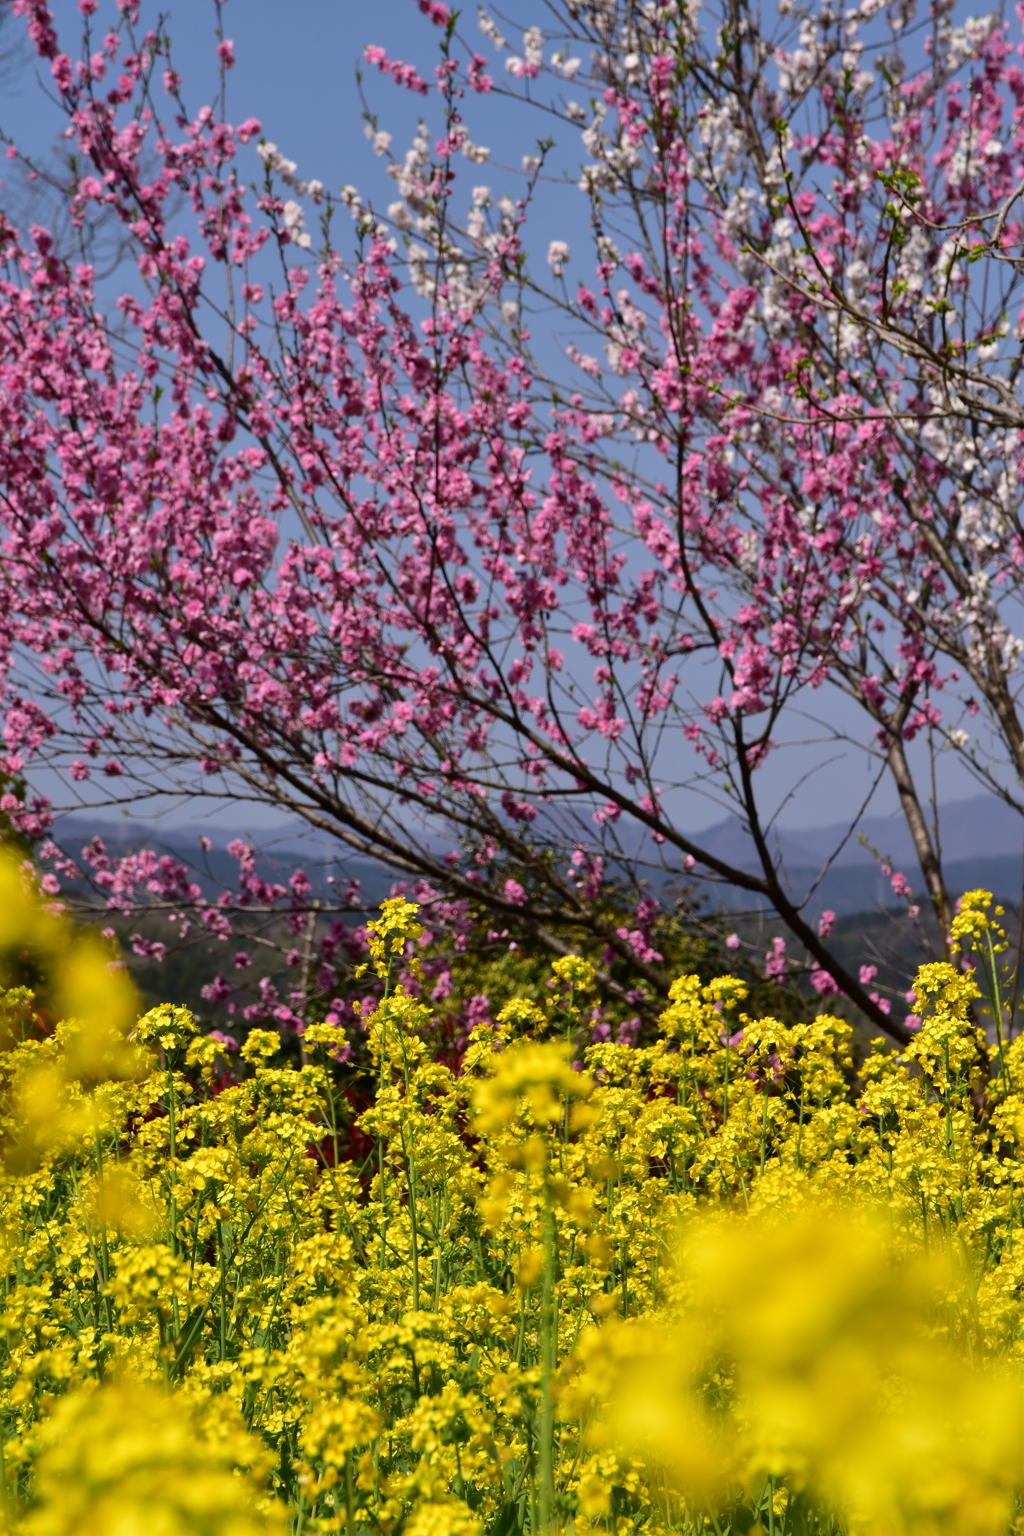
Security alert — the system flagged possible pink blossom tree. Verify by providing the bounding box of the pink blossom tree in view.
[2,0,1024,1042]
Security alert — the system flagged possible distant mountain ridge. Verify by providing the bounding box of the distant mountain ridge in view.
[50,793,1024,919]
[696,794,1023,873]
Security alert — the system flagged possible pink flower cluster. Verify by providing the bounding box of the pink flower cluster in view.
[0,0,1019,1037]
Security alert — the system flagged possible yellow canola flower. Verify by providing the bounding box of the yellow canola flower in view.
[495,998,546,1033]
[21,1379,283,1536]
[365,898,424,981]
[402,1500,482,1536]
[1,891,1023,1536]
[300,1396,382,1466]
[550,955,597,991]
[951,888,1006,949]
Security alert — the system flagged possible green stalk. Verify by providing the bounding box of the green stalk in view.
[377,1018,389,1272]
[166,1070,182,1334]
[91,1118,112,1293]
[69,1160,112,1336]
[400,1122,421,1312]
[216,1218,229,1360]
[985,927,1009,1083]
[167,1070,179,1256]
[538,1187,557,1535]
[0,1418,11,1533]
[344,1449,356,1536]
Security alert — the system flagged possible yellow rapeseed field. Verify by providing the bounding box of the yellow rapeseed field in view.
[0,858,1023,1536]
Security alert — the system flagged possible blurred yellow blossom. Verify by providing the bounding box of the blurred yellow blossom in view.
[22,1379,283,1536]
[608,1203,1024,1535]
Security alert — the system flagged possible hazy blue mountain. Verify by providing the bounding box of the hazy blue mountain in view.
[51,793,1024,920]
[681,797,1022,916]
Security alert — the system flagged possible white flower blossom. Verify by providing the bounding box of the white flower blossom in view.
[477,7,506,48]
[523,27,544,65]
[257,140,309,198]
[721,187,756,246]
[407,243,434,298]
[977,323,1007,362]
[547,239,570,276]
[365,127,392,156]
[942,14,996,73]
[551,50,582,78]
[845,259,870,298]
[257,141,297,178]
[282,199,311,249]
[737,529,760,575]
[388,200,414,230]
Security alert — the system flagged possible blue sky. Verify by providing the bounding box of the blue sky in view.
[0,1,421,192]
[0,0,562,240]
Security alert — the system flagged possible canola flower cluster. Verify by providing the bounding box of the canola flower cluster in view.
[3,875,1024,1535]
